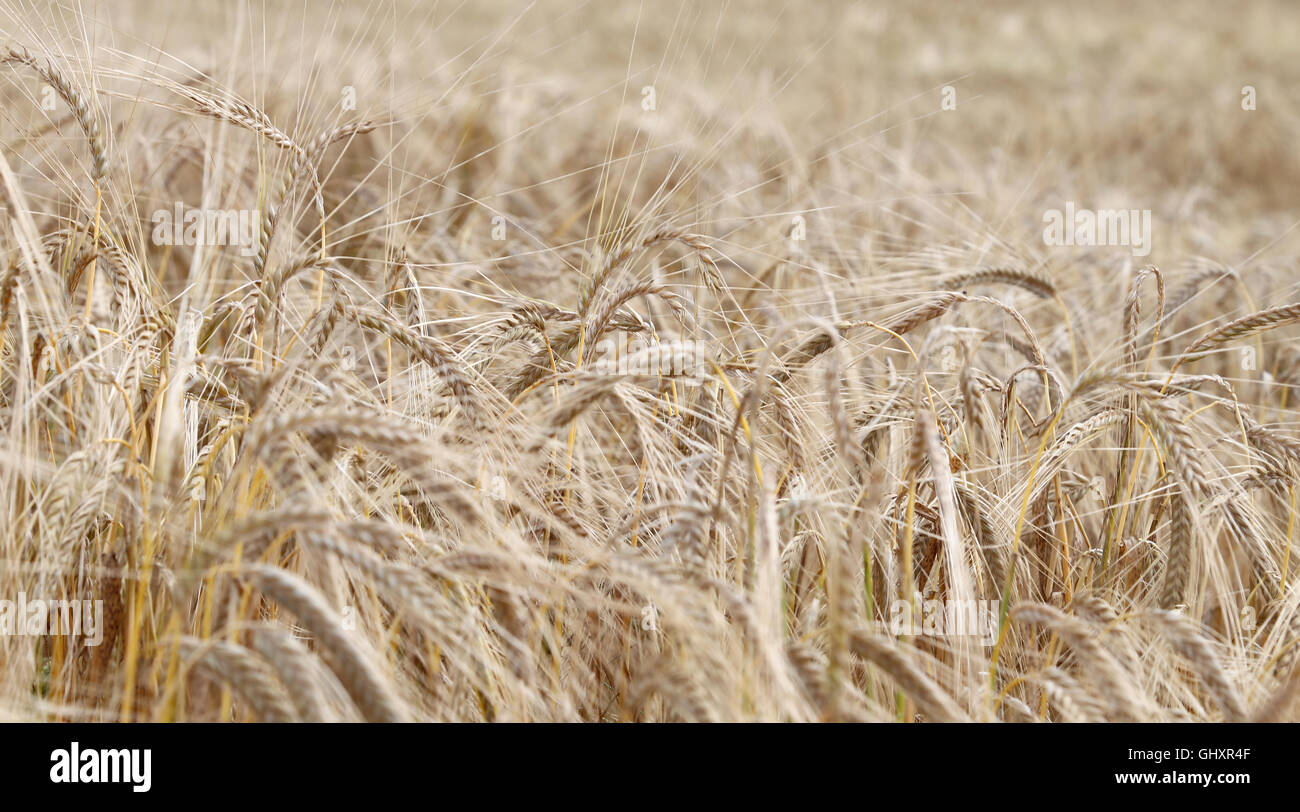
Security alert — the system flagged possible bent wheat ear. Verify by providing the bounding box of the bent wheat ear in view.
[251,625,345,723]
[1176,302,1300,367]
[248,566,409,723]
[848,630,969,722]
[5,46,108,180]
[174,83,301,155]
[343,304,488,433]
[943,268,1056,299]
[1011,603,1147,721]
[181,637,299,722]
[1037,666,1107,722]
[1145,610,1245,722]
[577,228,721,317]
[883,292,965,336]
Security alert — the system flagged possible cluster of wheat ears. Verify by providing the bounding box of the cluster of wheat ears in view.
[2,5,1300,723]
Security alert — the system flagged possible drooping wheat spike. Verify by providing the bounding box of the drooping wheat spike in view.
[581,280,688,357]
[1073,591,1121,627]
[1122,265,1164,371]
[174,83,301,155]
[882,292,964,337]
[942,267,1056,299]
[1176,302,1300,368]
[255,120,379,279]
[181,637,299,722]
[250,625,340,723]
[577,227,720,319]
[170,83,311,281]
[1139,400,1212,501]
[1145,609,1245,722]
[773,322,843,384]
[342,303,488,433]
[769,381,808,475]
[297,120,379,220]
[1000,694,1038,723]
[4,46,108,180]
[247,566,409,723]
[1036,666,1107,722]
[959,360,993,441]
[526,375,634,455]
[630,657,720,722]
[955,477,1006,587]
[1011,603,1146,721]
[294,529,450,631]
[784,639,827,703]
[848,630,969,722]
[251,254,334,338]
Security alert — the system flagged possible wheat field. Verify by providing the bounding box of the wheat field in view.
[2,0,1299,722]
